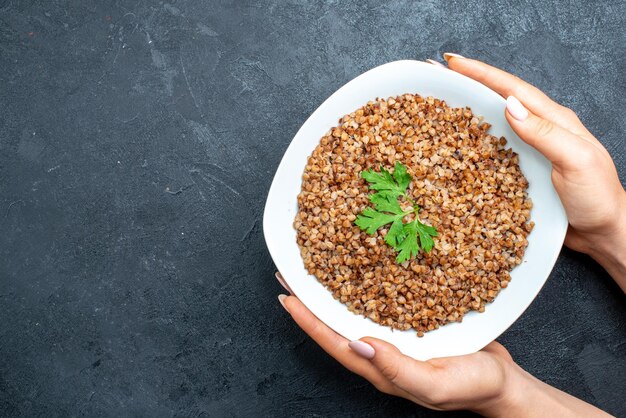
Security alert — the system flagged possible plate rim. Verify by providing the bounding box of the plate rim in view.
[263,59,567,360]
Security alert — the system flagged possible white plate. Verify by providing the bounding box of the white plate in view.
[263,60,567,360]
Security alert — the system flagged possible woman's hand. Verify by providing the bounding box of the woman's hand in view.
[275,274,611,417]
[274,55,622,416]
[276,283,514,414]
[441,54,626,289]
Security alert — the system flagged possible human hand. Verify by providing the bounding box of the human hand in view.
[275,273,514,414]
[440,54,626,288]
[275,273,611,417]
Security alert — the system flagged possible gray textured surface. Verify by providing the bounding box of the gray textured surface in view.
[1,0,625,416]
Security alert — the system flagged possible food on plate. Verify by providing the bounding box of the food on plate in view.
[354,161,438,264]
[294,93,533,336]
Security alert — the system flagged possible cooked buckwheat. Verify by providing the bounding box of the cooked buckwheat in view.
[294,93,533,336]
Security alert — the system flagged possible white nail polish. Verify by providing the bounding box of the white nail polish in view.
[278,294,288,311]
[348,340,376,359]
[506,96,529,121]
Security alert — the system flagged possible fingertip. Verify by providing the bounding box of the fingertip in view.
[281,294,299,311]
[278,294,289,311]
[504,106,525,133]
[348,340,376,359]
[504,106,580,167]
[504,106,539,150]
[360,337,403,357]
[506,96,529,121]
[444,54,478,71]
[443,52,465,63]
[359,337,436,395]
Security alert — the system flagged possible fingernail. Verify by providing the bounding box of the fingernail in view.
[348,340,376,359]
[275,272,292,294]
[443,52,465,62]
[426,59,445,68]
[506,96,529,121]
[278,294,288,311]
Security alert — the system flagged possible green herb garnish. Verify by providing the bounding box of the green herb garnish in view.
[354,161,438,263]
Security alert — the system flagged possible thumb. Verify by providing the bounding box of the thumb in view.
[353,338,437,400]
[505,95,588,169]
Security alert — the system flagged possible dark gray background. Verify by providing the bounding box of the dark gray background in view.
[1,0,624,416]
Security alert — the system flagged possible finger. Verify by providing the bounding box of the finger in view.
[360,337,439,403]
[445,55,590,137]
[281,296,393,388]
[481,341,513,362]
[505,96,591,169]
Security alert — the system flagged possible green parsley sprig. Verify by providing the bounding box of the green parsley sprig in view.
[354,162,438,263]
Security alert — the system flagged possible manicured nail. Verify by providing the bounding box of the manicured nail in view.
[275,272,292,294]
[443,52,465,62]
[506,96,529,121]
[426,59,445,68]
[278,294,288,311]
[348,340,376,359]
